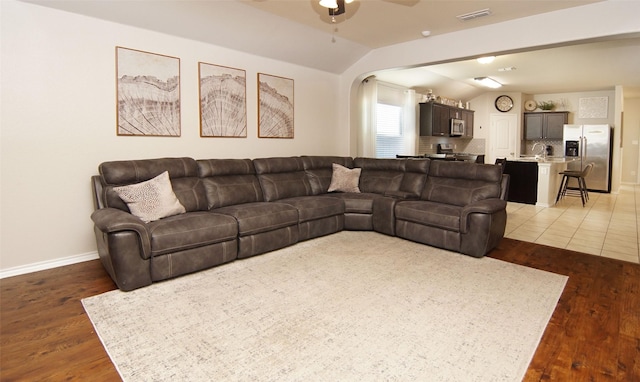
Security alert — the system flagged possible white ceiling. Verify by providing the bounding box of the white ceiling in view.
[374,35,640,100]
[23,0,640,99]
[242,0,601,49]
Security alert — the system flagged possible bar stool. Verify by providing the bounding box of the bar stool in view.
[555,163,594,206]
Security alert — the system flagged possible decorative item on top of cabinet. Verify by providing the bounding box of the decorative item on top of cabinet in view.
[420,101,474,137]
[524,111,568,140]
[524,100,537,111]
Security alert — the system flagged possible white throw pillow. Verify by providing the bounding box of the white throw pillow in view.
[328,163,361,193]
[113,171,186,223]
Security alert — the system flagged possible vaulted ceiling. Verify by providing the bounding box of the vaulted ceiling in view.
[23,0,640,98]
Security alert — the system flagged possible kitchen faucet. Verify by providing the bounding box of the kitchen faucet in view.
[532,142,546,159]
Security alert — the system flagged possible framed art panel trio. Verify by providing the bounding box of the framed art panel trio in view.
[116,46,293,139]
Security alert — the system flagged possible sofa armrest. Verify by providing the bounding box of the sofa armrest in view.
[500,174,510,201]
[460,199,507,234]
[91,208,152,258]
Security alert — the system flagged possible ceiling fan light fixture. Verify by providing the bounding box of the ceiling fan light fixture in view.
[474,77,502,88]
[319,0,338,9]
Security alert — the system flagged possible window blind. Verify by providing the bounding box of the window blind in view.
[375,83,415,158]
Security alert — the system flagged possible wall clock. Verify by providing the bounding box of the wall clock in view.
[495,95,514,112]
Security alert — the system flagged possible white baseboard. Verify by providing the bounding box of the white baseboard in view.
[0,251,99,279]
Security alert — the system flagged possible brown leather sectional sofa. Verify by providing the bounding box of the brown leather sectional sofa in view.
[91,156,509,291]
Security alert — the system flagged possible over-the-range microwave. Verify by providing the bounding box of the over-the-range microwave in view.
[450,118,465,137]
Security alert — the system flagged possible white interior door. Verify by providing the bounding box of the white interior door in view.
[489,113,518,164]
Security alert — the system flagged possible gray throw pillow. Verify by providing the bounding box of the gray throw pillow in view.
[113,171,186,223]
[328,163,361,193]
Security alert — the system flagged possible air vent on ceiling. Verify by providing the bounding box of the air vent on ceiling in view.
[456,8,491,21]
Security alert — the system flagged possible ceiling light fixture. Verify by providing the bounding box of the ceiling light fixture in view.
[474,77,502,88]
[320,0,355,41]
[476,56,495,64]
[421,30,431,37]
[319,0,338,8]
[320,0,354,22]
[457,8,492,21]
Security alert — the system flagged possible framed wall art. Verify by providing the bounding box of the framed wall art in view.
[116,47,180,136]
[258,73,294,138]
[578,96,608,119]
[198,62,247,137]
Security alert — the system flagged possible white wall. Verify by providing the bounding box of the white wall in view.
[0,1,344,273]
[622,98,640,184]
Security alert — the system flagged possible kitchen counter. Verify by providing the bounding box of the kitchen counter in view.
[510,156,576,163]
[536,160,570,207]
[506,157,574,207]
[425,153,484,163]
[502,161,538,204]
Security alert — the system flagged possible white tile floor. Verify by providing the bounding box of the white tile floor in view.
[505,184,640,264]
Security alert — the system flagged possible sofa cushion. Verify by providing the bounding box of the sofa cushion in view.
[277,196,345,223]
[147,211,238,257]
[323,192,382,214]
[213,202,299,236]
[254,157,312,201]
[328,163,361,193]
[201,175,264,209]
[421,161,502,206]
[113,171,186,223]
[354,158,405,194]
[197,159,264,209]
[395,200,462,232]
[100,157,208,213]
[197,158,255,178]
[301,156,354,195]
[399,158,430,197]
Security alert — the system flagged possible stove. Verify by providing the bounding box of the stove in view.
[434,144,456,159]
[432,144,481,163]
[437,143,454,155]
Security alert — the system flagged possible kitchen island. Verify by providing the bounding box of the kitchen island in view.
[505,157,575,207]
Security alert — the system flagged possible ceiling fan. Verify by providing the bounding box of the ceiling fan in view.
[319,0,352,21]
[319,0,418,21]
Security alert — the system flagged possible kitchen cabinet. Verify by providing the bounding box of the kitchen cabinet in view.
[524,111,568,140]
[504,158,572,206]
[461,109,474,138]
[420,102,474,137]
[420,102,449,136]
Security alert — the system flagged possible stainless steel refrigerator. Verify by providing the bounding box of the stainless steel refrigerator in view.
[563,124,612,192]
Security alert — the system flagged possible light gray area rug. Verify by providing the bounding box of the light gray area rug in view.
[82,231,567,382]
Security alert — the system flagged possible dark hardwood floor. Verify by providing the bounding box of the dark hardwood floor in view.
[1,238,638,381]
